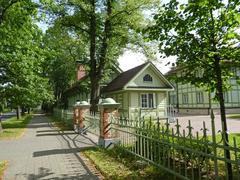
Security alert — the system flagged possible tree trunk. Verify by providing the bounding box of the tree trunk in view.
[89,0,98,112]
[89,0,112,112]
[21,107,25,116]
[97,0,112,74]
[90,77,100,112]
[214,57,233,180]
[16,106,21,119]
[0,113,3,133]
[88,0,113,112]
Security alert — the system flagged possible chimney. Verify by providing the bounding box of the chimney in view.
[77,65,86,80]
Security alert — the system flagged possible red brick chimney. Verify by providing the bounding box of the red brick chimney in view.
[77,65,86,80]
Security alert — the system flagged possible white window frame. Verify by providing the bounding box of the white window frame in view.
[143,74,153,82]
[141,93,155,108]
[224,92,229,103]
[196,92,204,104]
[170,94,177,105]
[182,93,188,104]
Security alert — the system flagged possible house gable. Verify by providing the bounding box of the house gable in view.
[124,63,173,90]
[102,62,173,94]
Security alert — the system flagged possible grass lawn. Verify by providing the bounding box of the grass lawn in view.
[207,133,240,178]
[227,114,240,119]
[0,114,32,140]
[0,161,7,178]
[83,134,240,179]
[83,147,169,179]
[215,133,240,146]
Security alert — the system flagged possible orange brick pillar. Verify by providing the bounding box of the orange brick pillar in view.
[73,107,79,132]
[98,98,120,148]
[74,101,90,134]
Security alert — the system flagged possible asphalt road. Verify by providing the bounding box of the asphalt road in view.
[1,112,16,121]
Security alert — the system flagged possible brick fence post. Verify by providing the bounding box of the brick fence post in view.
[73,101,90,133]
[98,98,120,148]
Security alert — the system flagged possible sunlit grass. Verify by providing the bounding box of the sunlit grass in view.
[83,147,168,179]
[0,115,32,140]
[227,114,240,119]
[0,161,7,177]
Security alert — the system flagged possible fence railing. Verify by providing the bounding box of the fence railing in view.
[52,107,240,179]
[110,113,240,180]
[84,112,100,136]
[53,108,73,127]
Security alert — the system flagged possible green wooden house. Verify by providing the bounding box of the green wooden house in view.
[166,66,240,115]
[65,62,174,119]
[102,62,174,119]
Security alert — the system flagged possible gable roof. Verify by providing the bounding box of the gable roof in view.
[103,62,174,93]
[102,62,148,93]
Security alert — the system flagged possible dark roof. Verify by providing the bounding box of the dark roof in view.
[165,66,185,76]
[102,62,148,93]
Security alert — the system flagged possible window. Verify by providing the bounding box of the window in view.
[170,94,177,105]
[182,93,188,104]
[141,93,155,108]
[143,74,153,82]
[196,92,204,104]
[224,92,229,103]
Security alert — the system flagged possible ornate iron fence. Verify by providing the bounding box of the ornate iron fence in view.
[110,112,240,180]
[52,107,240,179]
[53,108,73,127]
[84,112,100,136]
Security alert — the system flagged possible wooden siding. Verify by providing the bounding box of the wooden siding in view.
[127,67,166,88]
[168,68,240,113]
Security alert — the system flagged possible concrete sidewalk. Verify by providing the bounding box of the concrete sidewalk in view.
[0,114,100,180]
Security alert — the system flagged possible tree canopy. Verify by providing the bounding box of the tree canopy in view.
[147,0,240,90]
[40,0,159,110]
[146,1,240,178]
[0,0,54,116]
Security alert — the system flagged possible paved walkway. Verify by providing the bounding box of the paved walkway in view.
[0,114,99,180]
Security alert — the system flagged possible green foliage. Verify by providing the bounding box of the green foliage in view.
[136,122,212,169]
[40,0,160,109]
[0,114,32,139]
[147,0,240,93]
[43,24,87,102]
[83,147,167,179]
[0,0,54,109]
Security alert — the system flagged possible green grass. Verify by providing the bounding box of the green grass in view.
[48,116,72,131]
[0,114,32,140]
[3,108,12,113]
[0,161,7,178]
[207,133,240,178]
[214,133,240,146]
[82,133,240,179]
[227,114,240,119]
[83,147,169,179]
